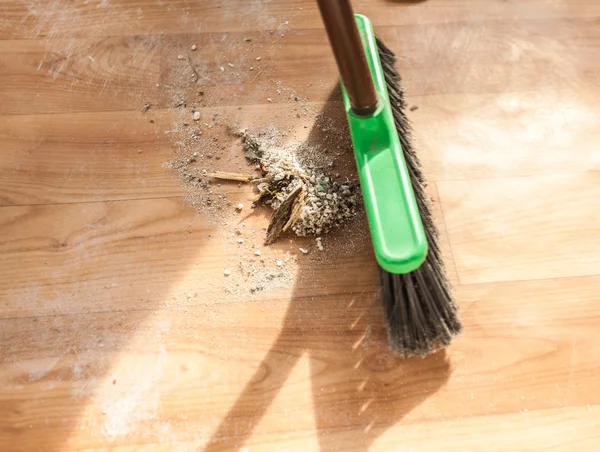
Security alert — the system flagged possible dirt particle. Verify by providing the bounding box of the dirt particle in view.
[316,237,324,251]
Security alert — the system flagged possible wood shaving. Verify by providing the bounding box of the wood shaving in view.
[264,185,304,245]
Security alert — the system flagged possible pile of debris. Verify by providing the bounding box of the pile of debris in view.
[236,129,361,245]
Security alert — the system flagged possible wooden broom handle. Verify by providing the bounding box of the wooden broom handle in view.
[316,0,379,115]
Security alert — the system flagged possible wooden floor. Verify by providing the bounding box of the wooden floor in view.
[1,1,600,450]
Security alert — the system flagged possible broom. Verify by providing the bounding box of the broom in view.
[317,0,462,356]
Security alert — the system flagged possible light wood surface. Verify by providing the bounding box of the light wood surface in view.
[1,1,599,451]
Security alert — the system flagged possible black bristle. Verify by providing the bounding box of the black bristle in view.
[376,37,462,357]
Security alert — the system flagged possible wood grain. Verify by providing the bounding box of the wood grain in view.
[3,0,600,40]
[412,89,600,180]
[0,197,387,320]
[0,102,340,205]
[3,275,599,451]
[156,16,600,107]
[1,0,600,451]
[0,111,174,205]
[0,36,160,115]
[438,172,600,285]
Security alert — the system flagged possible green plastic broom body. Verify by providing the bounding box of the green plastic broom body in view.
[341,15,427,275]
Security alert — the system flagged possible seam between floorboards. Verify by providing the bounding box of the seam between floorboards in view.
[0,194,184,208]
[434,169,600,184]
[0,290,380,322]
[455,273,600,289]
[1,16,594,42]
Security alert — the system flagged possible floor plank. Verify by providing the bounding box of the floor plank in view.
[0,36,160,115]
[5,14,598,115]
[412,89,600,181]
[0,102,342,205]
[438,172,600,285]
[371,406,600,452]
[3,0,600,40]
[0,110,175,205]
[0,196,387,319]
